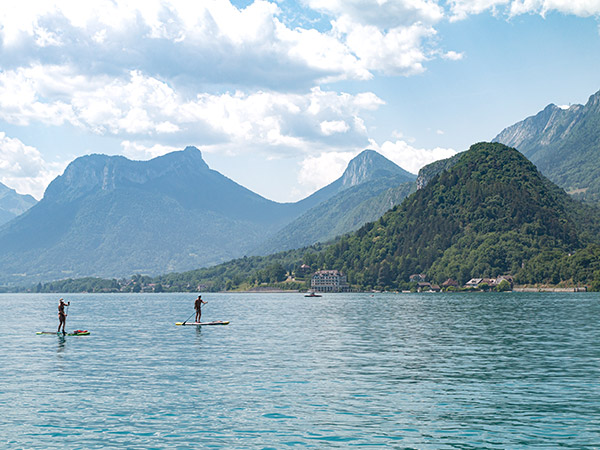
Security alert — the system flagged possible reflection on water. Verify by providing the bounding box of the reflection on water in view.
[0,292,599,449]
[57,334,66,353]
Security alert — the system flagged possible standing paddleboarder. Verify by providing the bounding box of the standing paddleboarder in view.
[57,298,70,335]
[194,295,207,323]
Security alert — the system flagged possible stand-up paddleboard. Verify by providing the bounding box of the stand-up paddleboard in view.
[37,330,90,336]
[175,321,229,326]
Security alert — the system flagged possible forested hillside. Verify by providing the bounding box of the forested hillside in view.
[319,142,600,289]
[255,178,414,255]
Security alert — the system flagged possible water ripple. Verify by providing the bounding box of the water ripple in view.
[0,292,599,449]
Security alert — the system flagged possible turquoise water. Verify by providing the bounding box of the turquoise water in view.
[1,292,599,449]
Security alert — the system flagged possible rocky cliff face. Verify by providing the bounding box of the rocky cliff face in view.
[415,152,463,190]
[44,146,210,203]
[493,103,584,158]
[493,89,600,202]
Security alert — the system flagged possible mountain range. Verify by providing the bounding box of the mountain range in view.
[494,89,600,202]
[153,142,600,292]
[0,182,37,226]
[0,146,415,284]
[4,88,600,288]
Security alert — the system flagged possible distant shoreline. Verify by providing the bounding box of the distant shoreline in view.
[236,288,301,293]
[513,286,588,293]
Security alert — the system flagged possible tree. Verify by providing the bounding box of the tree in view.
[496,280,512,292]
[266,263,286,283]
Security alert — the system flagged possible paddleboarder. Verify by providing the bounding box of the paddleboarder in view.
[57,298,70,335]
[194,295,207,323]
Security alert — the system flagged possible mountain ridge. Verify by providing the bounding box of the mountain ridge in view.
[130,141,600,293]
[0,146,415,284]
[493,89,600,202]
[0,182,37,226]
[253,149,416,254]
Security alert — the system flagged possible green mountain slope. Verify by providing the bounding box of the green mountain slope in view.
[318,142,600,288]
[254,150,416,254]
[152,142,600,292]
[494,90,600,202]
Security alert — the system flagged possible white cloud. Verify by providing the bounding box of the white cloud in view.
[391,130,405,139]
[0,0,458,88]
[332,18,437,76]
[510,0,600,16]
[442,50,464,61]
[448,0,600,20]
[0,132,65,199]
[297,151,355,193]
[0,66,79,126]
[300,0,450,76]
[369,139,458,173]
[320,120,350,135]
[0,66,383,158]
[304,0,444,27]
[120,141,181,160]
[448,0,509,21]
[279,24,372,82]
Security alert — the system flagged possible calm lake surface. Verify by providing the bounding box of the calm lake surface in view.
[1,292,599,449]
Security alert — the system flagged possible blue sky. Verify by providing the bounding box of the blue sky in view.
[0,0,599,202]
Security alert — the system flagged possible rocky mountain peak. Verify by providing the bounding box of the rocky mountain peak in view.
[340,149,415,189]
[43,147,211,203]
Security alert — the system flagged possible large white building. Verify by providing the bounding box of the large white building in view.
[311,270,350,292]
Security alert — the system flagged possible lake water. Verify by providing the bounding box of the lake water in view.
[1,292,599,449]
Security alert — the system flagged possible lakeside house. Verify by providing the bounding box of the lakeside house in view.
[311,270,350,293]
[464,276,514,289]
[296,264,311,278]
[442,278,459,288]
[465,278,483,288]
[409,273,427,283]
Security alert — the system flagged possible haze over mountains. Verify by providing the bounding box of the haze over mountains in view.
[254,150,415,254]
[0,183,37,226]
[0,146,415,284]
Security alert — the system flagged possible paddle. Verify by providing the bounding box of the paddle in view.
[181,311,195,325]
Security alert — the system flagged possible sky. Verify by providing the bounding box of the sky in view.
[0,0,599,202]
